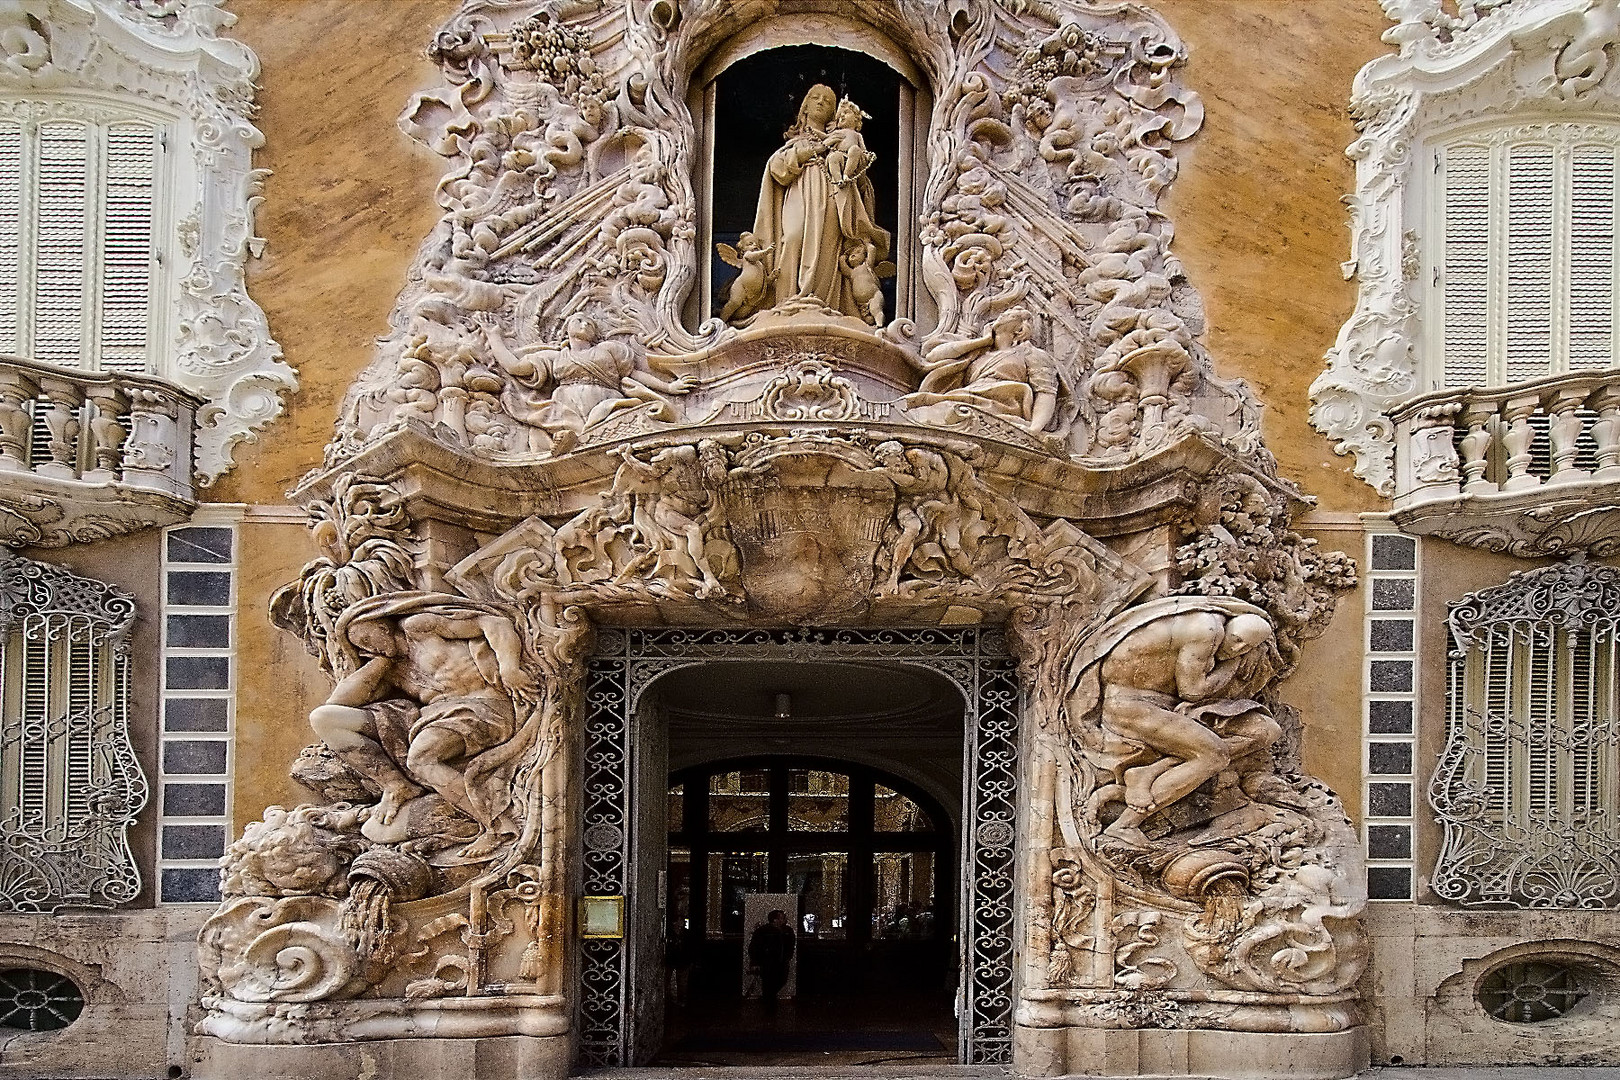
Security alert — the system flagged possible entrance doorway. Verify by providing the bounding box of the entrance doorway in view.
[576,627,1017,1070]
[662,759,956,1064]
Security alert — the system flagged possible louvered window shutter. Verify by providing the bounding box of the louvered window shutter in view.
[1443,144,1491,386]
[1505,144,1556,381]
[1439,132,1620,385]
[0,123,22,356]
[0,110,161,374]
[1568,145,1616,370]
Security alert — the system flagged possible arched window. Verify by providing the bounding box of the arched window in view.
[1431,558,1620,908]
[0,103,166,374]
[0,0,292,483]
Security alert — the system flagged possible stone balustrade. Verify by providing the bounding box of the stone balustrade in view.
[1391,367,1620,503]
[1388,367,1620,555]
[0,354,200,547]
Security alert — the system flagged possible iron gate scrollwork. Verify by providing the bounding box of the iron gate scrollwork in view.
[575,626,1019,1067]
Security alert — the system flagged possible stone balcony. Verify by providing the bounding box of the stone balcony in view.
[1389,367,1620,556]
[0,354,199,548]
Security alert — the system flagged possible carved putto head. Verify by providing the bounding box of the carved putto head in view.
[834,96,869,130]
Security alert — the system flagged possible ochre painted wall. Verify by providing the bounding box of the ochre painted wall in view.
[209,0,460,507]
[1154,0,1390,514]
[216,0,1391,513]
[214,1,1393,814]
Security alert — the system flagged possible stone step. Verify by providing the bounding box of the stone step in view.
[582,1070,1620,1080]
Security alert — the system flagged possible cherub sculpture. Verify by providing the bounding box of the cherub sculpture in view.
[824,96,876,188]
[716,231,772,323]
[841,243,895,327]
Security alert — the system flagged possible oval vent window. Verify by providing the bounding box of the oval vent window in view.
[0,969,85,1031]
[1477,960,1590,1023]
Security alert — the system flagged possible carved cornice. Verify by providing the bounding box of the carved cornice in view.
[1313,0,1620,495]
[0,0,294,484]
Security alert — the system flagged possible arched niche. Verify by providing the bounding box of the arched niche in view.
[683,21,934,332]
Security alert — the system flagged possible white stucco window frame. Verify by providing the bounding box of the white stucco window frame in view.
[0,0,292,485]
[1312,0,1620,496]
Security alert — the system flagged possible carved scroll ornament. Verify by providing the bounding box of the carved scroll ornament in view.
[1314,0,1620,494]
[320,0,1278,468]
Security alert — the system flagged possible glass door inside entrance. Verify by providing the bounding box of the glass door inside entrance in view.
[662,759,954,1062]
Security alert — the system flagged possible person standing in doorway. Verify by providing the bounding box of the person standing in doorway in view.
[748,909,795,1011]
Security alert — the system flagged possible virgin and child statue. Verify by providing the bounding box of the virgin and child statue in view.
[719,84,893,325]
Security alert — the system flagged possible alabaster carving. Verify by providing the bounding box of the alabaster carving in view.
[322,0,1274,471]
[725,85,894,326]
[1014,471,1362,1035]
[0,0,293,484]
[202,1,1364,1070]
[1314,0,1620,495]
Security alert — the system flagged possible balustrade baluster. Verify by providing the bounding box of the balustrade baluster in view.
[81,384,130,484]
[0,369,39,473]
[1500,395,1542,492]
[1458,402,1497,493]
[122,387,184,495]
[33,377,85,481]
[1590,386,1620,478]
[1546,387,1592,484]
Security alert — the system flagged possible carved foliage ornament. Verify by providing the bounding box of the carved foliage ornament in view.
[1314,0,1620,494]
[321,0,1279,469]
[0,0,293,483]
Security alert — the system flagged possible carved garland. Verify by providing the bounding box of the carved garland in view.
[0,0,293,483]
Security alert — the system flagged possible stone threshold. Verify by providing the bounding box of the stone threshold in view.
[581,1070,1620,1080]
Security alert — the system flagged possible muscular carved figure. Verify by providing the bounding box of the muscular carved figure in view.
[311,596,539,859]
[1065,599,1282,849]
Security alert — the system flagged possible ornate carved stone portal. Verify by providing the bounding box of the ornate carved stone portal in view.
[194,2,1366,1077]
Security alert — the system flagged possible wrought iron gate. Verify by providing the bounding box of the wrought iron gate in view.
[575,626,1019,1068]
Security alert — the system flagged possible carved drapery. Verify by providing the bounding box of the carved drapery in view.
[1432,557,1620,908]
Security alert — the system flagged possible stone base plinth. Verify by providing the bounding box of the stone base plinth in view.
[189,1033,570,1080]
[1013,1023,1368,1079]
